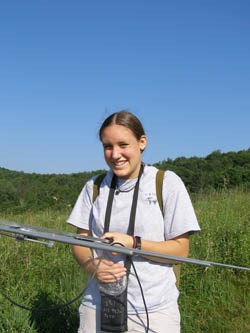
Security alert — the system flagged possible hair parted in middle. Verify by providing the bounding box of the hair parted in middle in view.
[99,110,146,142]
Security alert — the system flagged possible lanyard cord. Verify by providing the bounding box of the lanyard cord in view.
[103,164,144,272]
[102,164,149,332]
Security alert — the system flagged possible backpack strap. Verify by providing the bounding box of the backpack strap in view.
[156,169,164,215]
[156,169,181,289]
[92,173,106,203]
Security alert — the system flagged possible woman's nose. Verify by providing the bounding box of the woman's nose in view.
[111,147,121,159]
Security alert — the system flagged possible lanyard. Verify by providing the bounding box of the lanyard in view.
[103,164,144,270]
[104,164,144,234]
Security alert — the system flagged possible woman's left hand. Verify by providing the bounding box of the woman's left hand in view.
[102,232,134,251]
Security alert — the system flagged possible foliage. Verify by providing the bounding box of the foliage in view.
[0,211,85,333]
[154,149,250,193]
[0,168,106,213]
[179,188,250,332]
[0,189,249,332]
[0,149,250,213]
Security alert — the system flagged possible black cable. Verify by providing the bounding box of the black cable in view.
[130,258,149,333]
[0,287,85,312]
[0,282,85,311]
[111,242,149,333]
[0,259,102,312]
[1,241,150,332]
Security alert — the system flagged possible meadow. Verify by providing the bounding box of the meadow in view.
[0,188,249,333]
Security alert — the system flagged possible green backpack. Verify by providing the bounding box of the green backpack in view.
[92,169,181,288]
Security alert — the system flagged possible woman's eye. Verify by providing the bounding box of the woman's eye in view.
[103,145,112,150]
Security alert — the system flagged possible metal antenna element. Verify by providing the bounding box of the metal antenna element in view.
[15,234,55,247]
[0,220,250,272]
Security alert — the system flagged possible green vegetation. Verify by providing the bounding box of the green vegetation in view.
[154,149,250,192]
[180,189,250,332]
[0,149,249,332]
[1,149,250,213]
[0,168,106,213]
[0,211,84,333]
[0,189,249,332]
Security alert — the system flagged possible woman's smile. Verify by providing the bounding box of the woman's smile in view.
[101,124,147,179]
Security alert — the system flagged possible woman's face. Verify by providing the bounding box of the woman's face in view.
[101,124,147,179]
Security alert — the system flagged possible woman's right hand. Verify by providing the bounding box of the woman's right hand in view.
[92,258,127,283]
[72,228,126,283]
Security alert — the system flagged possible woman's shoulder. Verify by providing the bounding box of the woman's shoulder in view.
[164,169,182,182]
[144,165,182,182]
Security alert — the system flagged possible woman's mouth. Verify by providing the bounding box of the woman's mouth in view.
[112,160,128,169]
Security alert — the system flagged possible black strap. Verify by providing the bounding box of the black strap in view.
[127,164,144,236]
[103,174,117,233]
[101,165,143,333]
[103,164,144,272]
[104,164,143,234]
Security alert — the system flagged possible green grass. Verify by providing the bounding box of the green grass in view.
[180,188,250,332]
[0,189,250,332]
[0,211,85,333]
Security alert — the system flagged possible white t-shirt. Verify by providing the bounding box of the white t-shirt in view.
[67,165,200,313]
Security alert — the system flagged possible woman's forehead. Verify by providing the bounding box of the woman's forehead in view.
[101,124,135,141]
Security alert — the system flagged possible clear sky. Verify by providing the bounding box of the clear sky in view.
[1,1,249,174]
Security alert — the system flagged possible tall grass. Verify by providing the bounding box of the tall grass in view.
[0,189,249,332]
[0,210,85,333]
[180,188,250,332]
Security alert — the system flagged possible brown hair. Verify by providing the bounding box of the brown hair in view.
[99,110,145,141]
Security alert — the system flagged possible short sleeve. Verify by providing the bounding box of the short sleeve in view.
[66,178,95,230]
[163,171,201,240]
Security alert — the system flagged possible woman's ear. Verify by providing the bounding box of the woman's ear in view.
[139,135,147,152]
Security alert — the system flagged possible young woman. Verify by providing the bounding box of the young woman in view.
[67,111,200,333]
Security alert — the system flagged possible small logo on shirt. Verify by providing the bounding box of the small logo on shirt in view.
[144,192,157,205]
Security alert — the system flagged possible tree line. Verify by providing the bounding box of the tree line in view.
[1,149,250,213]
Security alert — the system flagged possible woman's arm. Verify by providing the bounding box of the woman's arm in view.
[72,228,127,282]
[71,228,94,271]
[102,231,190,264]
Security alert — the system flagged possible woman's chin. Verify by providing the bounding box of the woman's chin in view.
[113,170,128,179]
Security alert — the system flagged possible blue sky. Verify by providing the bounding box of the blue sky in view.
[1,1,249,174]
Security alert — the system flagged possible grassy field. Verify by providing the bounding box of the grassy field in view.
[180,188,250,332]
[0,188,249,332]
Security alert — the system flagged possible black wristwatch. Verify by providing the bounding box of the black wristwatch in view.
[135,236,141,250]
